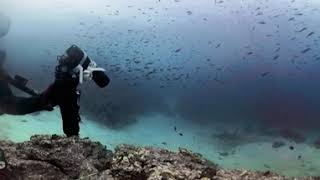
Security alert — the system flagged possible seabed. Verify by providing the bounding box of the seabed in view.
[0,109,319,178]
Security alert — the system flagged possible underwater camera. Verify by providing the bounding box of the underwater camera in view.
[57,45,110,88]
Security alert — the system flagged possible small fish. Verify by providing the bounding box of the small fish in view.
[174,126,177,132]
[261,72,270,77]
[215,0,224,4]
[301,48,311,54]
[216,43,221,48]
[161,142,167,145]
[258,21,266,24]
[273,55,279,60]
[174,48,182,53]
[179,133,184,136]
[297,27,307,32]
[289,146,294,150]
[298,155,302,160]
[307,32,315,37]
[288,17,295,21]
[186,11,192,15]
[219,152,229,157]
[247,52,253,55]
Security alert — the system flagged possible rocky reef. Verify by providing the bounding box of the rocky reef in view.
[0,134,318,180]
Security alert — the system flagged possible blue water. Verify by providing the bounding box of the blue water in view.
[1,0,320,177]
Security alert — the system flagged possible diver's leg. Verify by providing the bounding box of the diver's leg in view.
[0,96,52,115]
[57,87,81,137]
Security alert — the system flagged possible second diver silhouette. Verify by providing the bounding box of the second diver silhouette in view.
[0,45,110,137]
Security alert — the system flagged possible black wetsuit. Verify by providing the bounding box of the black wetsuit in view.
[48,70,81,137]
[0,44,109,137]
[0,67,82,137]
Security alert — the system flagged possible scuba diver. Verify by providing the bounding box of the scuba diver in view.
[0,45,110,137]
[0,14,110,137]
[49,45,110,136]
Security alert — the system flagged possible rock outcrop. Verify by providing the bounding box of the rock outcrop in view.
[0,134,318,180]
